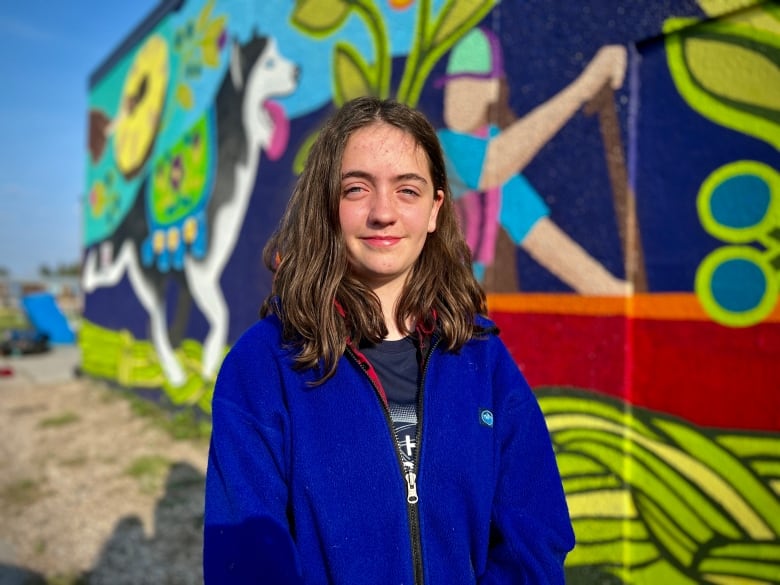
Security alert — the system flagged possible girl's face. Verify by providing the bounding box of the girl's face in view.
[443,77,500,132]
[339,122,443,292]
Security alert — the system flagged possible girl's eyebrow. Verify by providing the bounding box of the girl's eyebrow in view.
[341,170,429,184]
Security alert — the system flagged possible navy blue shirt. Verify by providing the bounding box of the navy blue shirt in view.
[360,337,419,472]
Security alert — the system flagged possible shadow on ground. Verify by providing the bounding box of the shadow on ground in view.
[89,462,205,585]
[0,462,205,585]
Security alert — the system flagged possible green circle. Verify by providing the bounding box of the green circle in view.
[695,245,777,327]
[697,160,780,244]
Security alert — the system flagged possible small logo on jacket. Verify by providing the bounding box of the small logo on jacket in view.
[479,408,494,427]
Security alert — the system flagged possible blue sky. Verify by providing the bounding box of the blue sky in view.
[0,1,419,280]
[0,2,158,279]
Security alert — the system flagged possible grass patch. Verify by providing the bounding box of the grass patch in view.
[118,388,211,441]
[125,455,171,494]
[38,412,81,429]
[0,478,47,507]
[0,307,28,332]
[44,573,90,585]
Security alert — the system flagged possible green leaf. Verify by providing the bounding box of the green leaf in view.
[196,0,215,33]
[205,15,227,44]
[291,0,353,36]
[176,83,194,110]
[397,0,496,105]
[202,43,220,68]
[665,18,780,149]
[429,0,495,48]
[293,131,320,175]
[332,42,375,106]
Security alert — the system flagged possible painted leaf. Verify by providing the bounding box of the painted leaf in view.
[293,131,319,175]
[202,43,220,68]
[666,19,780,149]
[205,16,227,44]
[429,0,496,47]
[176,83,194,110]
[333,42,375,106]
[196,0,215,32]
[397,0,495,104]
[291,0,352,36]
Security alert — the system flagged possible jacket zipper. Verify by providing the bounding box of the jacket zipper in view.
[346,338,440,585]
[409,335,439,585]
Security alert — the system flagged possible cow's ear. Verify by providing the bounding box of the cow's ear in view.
[229,40,243,90]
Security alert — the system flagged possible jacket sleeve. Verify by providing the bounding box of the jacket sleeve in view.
[479,341,575,585]
[203,330,304,584]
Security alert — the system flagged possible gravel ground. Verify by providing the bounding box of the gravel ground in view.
[0,347,209,584]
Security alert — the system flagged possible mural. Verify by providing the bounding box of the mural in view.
[81,0,780,582]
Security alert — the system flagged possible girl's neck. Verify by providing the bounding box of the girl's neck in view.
[372,280,408,341]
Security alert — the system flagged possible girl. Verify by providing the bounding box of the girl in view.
[204,96,574,584]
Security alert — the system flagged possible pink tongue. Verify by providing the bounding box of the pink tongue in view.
[264,100,289,161]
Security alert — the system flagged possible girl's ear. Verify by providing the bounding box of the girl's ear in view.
[428,189,445,233]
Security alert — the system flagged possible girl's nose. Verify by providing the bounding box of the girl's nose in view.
[367,190,396,225]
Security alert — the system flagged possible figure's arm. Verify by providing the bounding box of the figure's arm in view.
[479,45,627,190]
[203,332,303,584]
[522,217,631,295]
[480,341,575,584]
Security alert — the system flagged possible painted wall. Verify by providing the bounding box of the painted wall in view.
[81,0,780,582]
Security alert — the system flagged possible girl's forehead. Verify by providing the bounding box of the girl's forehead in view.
[343,124,429,170]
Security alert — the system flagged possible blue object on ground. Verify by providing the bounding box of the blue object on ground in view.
[21,292,76,344]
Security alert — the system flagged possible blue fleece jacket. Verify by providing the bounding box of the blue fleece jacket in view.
[204,315,574,584]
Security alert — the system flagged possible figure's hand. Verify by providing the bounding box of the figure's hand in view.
[578,45,627,102]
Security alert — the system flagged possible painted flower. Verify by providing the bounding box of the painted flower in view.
[89,181,107,217]
[388,0,414,10]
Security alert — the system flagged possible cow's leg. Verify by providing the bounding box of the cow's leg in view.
[126,252,187,386]
[184,260,228,380]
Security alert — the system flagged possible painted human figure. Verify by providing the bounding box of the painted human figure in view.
[437,28,630,294]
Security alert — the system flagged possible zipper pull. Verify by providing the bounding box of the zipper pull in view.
[405,471,419,504]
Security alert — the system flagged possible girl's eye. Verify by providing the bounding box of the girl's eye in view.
[343,185,365,197]
[400,188,420,197]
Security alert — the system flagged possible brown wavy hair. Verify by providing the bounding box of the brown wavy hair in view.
[261,96,487,382]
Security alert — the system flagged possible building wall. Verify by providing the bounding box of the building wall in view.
[81,0,780,581]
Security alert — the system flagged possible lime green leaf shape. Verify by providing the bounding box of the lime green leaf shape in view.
[176,83,194,110]
[196,0,215,33]
[291,0,353,37]
[697,0,780,23]
[665,18,780,149]
[428,0,493,47]
[293,131,320,175]
[333,42,376,106]
[398,0,496,105]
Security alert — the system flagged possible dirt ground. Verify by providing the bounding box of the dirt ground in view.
[0,347,209,585]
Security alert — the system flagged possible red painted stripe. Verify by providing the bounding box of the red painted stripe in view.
[489,311,780,432]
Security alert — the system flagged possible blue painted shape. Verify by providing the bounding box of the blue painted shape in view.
[711,258,766,313]
[710,175,771,230]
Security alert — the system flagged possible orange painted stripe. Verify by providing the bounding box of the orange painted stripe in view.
[486,292,780,322]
